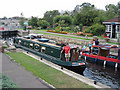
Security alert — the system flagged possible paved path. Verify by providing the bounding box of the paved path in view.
[1,53,54,89]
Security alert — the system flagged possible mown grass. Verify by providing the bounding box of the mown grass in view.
[6,52,95,88]
[33,31,91,40]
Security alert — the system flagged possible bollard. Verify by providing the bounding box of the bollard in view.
[41,58,42,60]
[94,81,97,85]
[61,66,63,70]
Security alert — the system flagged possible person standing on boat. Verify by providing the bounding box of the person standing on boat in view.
[89,40,92,54]
[95,38,99,45]
[61,43,71,61]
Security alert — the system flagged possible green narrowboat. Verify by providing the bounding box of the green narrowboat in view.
[14,37,86,73]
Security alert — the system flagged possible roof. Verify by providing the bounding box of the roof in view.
[93,45,120,50]
[103,17,120,22]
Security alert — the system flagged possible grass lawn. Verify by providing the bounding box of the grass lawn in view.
[33,31,91,40]
[6,52,95,88]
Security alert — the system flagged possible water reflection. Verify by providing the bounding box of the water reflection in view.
[83,62,120,89]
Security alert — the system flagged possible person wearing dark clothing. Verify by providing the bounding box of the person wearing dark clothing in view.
[61,41,66,48]
[95,39,99,45]
[89,40,92,54]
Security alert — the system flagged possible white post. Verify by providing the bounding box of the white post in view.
[111,25,113,38]
[103,61,106,68]
[85,56,86,61]
[115,63,118,71]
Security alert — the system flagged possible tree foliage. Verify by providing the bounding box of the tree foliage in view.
[28,16,38,28]
[43,10,60,25]
[73,2,99,26]
[105,4,119,19]
[37,20,50,29]
[53,15,73,26]
[19,17,25,26]
[85,23,105,36]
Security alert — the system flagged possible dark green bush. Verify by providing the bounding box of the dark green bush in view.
[0,73,19,89]
[37,20,50,29]
[85,23,105,36]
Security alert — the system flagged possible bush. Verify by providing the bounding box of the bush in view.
[86,23,105,36]
[37,20,50,29]
[65,27,71,31]
[73,26,80,33]
[1,73,18,88]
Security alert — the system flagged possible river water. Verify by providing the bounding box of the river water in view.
[83,62,120,89]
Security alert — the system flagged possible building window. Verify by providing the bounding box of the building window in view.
[118,25,120,32]
[109,25,111,32]
[106,25,108,32]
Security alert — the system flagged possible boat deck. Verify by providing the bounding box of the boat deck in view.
[22,37,61,48]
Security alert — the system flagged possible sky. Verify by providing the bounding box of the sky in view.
[0,0,119,18]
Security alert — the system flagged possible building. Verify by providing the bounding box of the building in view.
[0,16,20,31]
[103,17,120,39]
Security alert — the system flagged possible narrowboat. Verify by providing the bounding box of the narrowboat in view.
[14,37,86,73]
[81,45,120,69]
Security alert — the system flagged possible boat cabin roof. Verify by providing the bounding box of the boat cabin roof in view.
[19,37,61,48]
[29,34,43,36]
[92,45,120,50]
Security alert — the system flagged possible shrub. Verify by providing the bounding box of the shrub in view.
[65,27,71,31]
[86,23,105,36]
[37,20,50,29]
[1,74,18,88]
[55,30,60,33]
[73,26,80,33]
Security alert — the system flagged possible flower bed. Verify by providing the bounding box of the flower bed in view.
[77,32,93,36]
[47,30,68,34]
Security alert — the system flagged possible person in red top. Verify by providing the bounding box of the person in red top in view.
[61,43,70,61]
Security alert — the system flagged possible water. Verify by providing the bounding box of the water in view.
[83,62,120,89]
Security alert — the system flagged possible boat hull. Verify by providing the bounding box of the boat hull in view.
[15,44,86,73]
[81,55,120,69]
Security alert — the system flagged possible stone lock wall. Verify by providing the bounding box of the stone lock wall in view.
[43,34,91,50]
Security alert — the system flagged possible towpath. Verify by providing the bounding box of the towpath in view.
[1,52,54,89]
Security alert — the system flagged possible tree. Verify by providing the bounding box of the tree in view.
[28,16,38,28]
[37,20,50,29]
[43,10,60,25]
[93,10,107,24]
[73,2,99,26]
[105,4,118,19]
[19,17,25,26]
[53,15,73,26]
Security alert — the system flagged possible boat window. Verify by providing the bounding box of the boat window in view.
[18,40,21,45]
[92,47,99,55]
[23,42,27,46]
[29,43,33,49]
[99,48,109,57]
[108,49,118,59]
[34,44,40,51]
[41,46,46,53]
